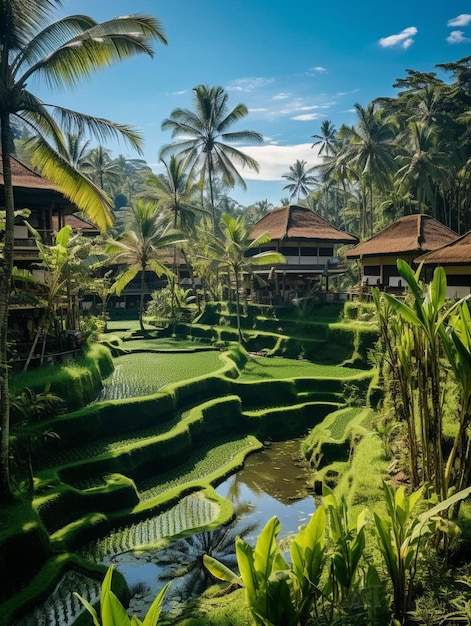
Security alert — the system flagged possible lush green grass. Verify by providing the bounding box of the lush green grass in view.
[121,338,215,352]
[239,355,367,380]
[137,436,257,501]
[97,351,225,400]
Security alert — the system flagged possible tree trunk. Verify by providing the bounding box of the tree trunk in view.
[139,268,146,332]
[23,309,48,372]
[0,115,15,502]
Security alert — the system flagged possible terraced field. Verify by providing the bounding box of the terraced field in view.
[240,355,367,380]
[6,339,375,626]
[96,350,224,400]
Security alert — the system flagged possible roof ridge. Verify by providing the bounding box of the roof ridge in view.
[282,204,291,238]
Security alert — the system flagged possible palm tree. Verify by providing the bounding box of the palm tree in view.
[0,0,166,502]
[142,155,204,321]
[395,121,449,216]
[160,85,263,230]
[282,159,318,202]
[311,120,337,156]
[335,103,397,237]
[105,200,185,331]
[81,145,121,194]
[205,213,285,342]
[65,133,91,169]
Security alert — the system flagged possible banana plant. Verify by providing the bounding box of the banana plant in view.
[74,565,170,626]
[380,260,449,499]
[204,509,329,626]
[372,481,471,624]
[323,487,368,604]
[204,515,296,626]
[289,505,327,625]
[439,301,471,497]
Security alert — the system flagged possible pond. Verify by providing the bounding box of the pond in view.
[15,438,314,625]
[114,438,315,619]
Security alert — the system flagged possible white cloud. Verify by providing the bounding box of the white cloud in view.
[291,113,323,121]
[273,92,290,100]
[239,143,324,181]
[448,14,471,27]
[447,30,470,44]
[226,77,274,92]
[307,66,327,74]
[378,26,418,50]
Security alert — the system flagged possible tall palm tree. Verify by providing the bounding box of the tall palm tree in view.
[81,145,121,194]
[0,0,166,502]
[311,120,337,157]
[336,103,397,237]
[395,121,449,216]
[142,155,204,318]
[160,84,263,230]
[205,213,285,342]
[282,159,318,202]
[105,200,185,331]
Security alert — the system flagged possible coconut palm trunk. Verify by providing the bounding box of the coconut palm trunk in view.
[0,119,15,501]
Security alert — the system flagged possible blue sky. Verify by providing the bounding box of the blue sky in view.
[35,1,471,207]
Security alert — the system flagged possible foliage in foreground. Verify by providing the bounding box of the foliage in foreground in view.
[74,565,170,626]
[204,483,471,626]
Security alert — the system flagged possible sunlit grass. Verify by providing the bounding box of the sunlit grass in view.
[97,351,224,400]
[137,437,255,500]
[239,355,367,380]
[122,338,214,351]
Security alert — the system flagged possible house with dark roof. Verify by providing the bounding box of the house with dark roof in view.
[415,230,471,298]
[344,214,458,291]
[1,153,77,267]
[1,154,87,364]
[248,205,358,302]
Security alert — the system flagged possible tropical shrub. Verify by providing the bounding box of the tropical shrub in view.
[74,565,170,626]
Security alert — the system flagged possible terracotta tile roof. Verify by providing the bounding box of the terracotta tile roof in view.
[249,204,358,244]
[0,153,61,192]
[345,214,458,258]
[415,229,471,265]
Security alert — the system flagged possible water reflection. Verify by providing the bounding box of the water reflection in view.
[215,438,316,542]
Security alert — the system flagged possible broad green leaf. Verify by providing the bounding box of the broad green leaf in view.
[383,293,422,327]
[101,590,131,626]
[397,258,422,300]
[253,516,284,579]
[55,225,73,247]
[430,266,447,311]
[236,538,258,601]
[203,554,243,586]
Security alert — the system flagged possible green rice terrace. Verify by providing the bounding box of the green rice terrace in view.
[1,302,381,625]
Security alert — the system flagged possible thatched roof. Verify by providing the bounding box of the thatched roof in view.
[415,229,471,265]
[345,214,457,259]
[0,153,61,192]
[249,205,358,244]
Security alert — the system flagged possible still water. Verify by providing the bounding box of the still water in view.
[15,438,315,624]
[116,438,315,618]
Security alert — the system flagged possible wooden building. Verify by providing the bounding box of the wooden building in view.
[344,214,458,291]
[248,204,358,302]
[415,230,471,298]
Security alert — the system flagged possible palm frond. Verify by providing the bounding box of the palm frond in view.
[30,139,114,232]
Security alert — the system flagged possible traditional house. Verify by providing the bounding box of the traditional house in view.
[248,205,358,302]
[1,153,77,269]
[344,214,458,291]
[415,230,471,298]
[1,154,83,364]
